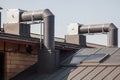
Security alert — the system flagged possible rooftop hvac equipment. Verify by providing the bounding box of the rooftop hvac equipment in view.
[5,9,56,73]
[67,23,80,35]
[6,9,55,50]
[67,23,118,47]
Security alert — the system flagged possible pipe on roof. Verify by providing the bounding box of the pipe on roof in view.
[79,23,118,47]
[20,9,55,50]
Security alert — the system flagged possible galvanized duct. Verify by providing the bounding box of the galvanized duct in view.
[79,23,118,47]
[20,9,55,50]
[0,12,1,31]
[0,7,3,31]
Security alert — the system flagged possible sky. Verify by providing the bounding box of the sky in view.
[0,0,120,47]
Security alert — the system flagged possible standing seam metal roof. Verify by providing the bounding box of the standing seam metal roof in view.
[44,47,120,80]
[13,47,120,80]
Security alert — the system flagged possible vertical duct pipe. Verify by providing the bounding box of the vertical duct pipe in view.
[108,24,118,47]
[79,23,118,47]
[43,9,54,50]
[20,9,56,73]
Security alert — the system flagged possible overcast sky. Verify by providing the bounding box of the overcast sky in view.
[0,0,120,46]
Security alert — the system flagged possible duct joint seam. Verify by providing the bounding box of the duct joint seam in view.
[31,11,34,22]
[102,24,105,34]
[88,25,90,34]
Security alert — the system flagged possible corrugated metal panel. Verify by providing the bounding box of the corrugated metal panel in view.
[113,48,120,55]
[63,67,86,80]
[102,55,120,64]
[83,54,108,63]
[72,67,95,80]
[114,74,120,80]
[70,54,108,65]
[50,67,75,80]
[80,62,99,66]
[103,67,120,80]
[92,67,116,80]
[82,67,105,80]
[96,48,119,55]
[70,55,88,64]
[75,48,101,55]
[69,48,102,65]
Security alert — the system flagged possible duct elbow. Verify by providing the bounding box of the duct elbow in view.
[109,23,118,30]
[43,9,54,18]
[108,23,118,47]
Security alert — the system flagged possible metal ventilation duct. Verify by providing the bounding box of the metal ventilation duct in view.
[20,9,55,50]
[0,12,1,30]
[79,23,118,47]
[0,7,2,31]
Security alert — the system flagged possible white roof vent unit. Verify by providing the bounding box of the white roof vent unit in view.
[7,9,26,23]
[67,23,80,35]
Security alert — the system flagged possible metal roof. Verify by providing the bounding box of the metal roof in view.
[11,47,120,80]
[44,47,120,80]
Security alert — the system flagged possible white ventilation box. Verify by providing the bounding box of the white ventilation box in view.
[7,9,26,23]
[67,23,80,35]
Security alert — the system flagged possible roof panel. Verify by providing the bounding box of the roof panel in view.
[96,48,119,55]
[63,67,86,80]
[75,48,101,55]
[103,67,120,80]
[114,74,120,80]
[83,54,109,63]
[72,67,95,80]
[102,55,120,64]
[70,54,108,65]
[92,67,116,80]
[80,62,99,66]
[82,67,105,80]
[113,48,120,55]
[70,55,88,64]
[51,67,75,80]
